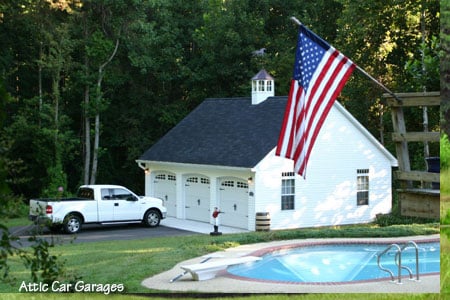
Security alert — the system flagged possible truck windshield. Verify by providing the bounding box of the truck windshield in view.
[77,188,94,199]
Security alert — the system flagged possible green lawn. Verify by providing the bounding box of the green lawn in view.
[441,228,450,294]
[442,196,450,225]
[0,222,441,299]
[441,169,450,195]
[0,292,444,300]
[3,217,30,228]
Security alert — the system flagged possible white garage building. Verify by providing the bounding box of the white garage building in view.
[137,70,397,231]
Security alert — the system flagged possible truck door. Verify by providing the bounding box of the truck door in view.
[97,188,115,222]
[109,187,142,221]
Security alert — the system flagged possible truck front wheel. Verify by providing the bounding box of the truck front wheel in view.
[63,214,82,234]
[144,209,161,227]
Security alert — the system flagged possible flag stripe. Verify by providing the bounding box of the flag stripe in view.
[276,81,297,158]
[276,25,356,178]
[296,53,355,176]
[293,50,338,158]
[297,56,355,175]
[300,51,353,155]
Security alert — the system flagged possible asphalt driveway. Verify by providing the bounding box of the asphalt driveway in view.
[8,223,199,247]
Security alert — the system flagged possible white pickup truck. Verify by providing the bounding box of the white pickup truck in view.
[29,185,167,234]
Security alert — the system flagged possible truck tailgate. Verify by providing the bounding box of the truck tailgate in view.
[29,199,49,217]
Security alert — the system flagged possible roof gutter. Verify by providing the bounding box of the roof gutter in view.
[135,159,252,172]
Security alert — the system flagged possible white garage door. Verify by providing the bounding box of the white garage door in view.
[153,173,177,217]
[219,178,249,229]
[185,176,210,222]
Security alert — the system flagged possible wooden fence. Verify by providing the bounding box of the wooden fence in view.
[384,91,440,219]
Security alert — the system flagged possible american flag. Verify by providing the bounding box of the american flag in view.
[276,25,356,178]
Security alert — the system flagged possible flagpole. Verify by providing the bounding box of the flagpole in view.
[290,17,402,102]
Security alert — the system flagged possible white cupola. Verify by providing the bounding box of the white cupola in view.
[251,69,275,105]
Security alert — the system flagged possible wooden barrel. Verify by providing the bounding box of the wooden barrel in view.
[255,212,270,231]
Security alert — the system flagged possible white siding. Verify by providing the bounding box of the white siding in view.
[253,104,393,230]
[139,103,395,231]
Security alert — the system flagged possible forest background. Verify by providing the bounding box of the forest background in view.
[0,0,440,202]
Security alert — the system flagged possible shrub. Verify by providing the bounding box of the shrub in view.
[0,193,27,218]
[375,212,436,227]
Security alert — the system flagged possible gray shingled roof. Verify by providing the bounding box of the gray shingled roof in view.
[139,97,287,168]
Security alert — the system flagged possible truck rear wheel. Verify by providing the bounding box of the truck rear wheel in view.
[63,214,82,234]
[144,209,161,227]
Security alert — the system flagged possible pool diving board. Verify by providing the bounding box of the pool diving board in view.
[180,256,261,281]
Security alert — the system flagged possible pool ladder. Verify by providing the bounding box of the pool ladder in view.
[377,241,419,284]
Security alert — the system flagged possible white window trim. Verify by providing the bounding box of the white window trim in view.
[357,169,369,206]
[281,172,295,210]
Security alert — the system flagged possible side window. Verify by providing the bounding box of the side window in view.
[281,172,295,210]
[357,169,369,206]
[111,188,134,200]
[78,188,94,199]
[101,189,111,200]
[258,80,265,91]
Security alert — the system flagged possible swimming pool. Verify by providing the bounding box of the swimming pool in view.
[227,241,440,284]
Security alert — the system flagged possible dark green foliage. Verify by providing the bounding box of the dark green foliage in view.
[21,235,64,285]
[0,0,441,197]
[0,79,10,196]
[443,0,450,135]
[1,76,75,288]
[0,194,27,219]
[0,223,17,284]
[0,226,81,288]
[374,212,436,227]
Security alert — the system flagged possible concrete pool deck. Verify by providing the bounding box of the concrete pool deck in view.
[141,234,440,294]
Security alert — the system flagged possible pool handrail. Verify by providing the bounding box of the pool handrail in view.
[378,241,421,284]
[377,243,402,283]
[395,241,420,281]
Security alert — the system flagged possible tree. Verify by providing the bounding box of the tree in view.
[335,0,440,169]
[40,21,75,196]
[75,1,120,184]
[0,0,77,197]
[96,0,208,189]
[442,0,450,135]
[71,0,149,184]
[0,0,441,197]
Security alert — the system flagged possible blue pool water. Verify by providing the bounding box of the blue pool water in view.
[227,242,440,283]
